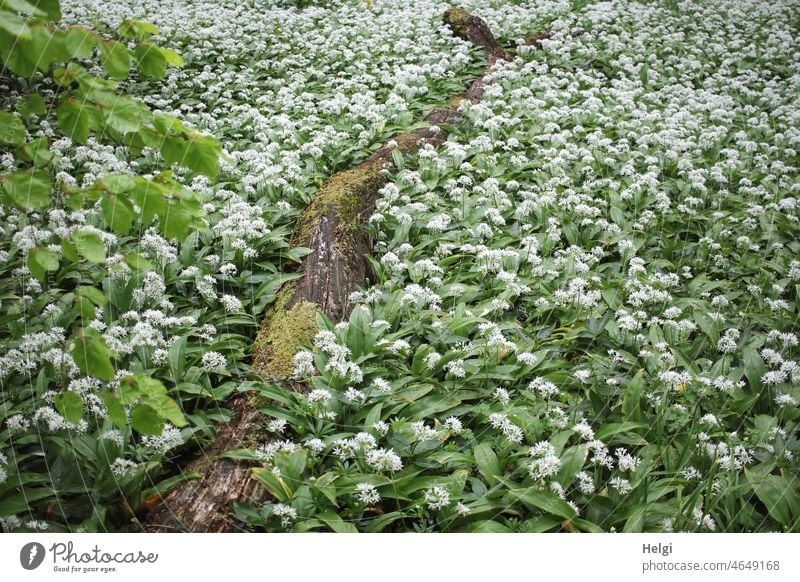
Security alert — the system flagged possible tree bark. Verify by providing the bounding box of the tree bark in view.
[143,7,523,532]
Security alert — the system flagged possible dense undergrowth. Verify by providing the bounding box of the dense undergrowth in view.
[1,0,799,533]
[0,0,487,531]
[237,0,800,532]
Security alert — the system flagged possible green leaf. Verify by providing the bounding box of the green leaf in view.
[118,377,141,406]
[2,0,45,17]
[746,470,799,527]
[75,296,95,320]
[27,247,59,281]
[28,24,67,72]
[30,0,60,21]
[124,253,154,271]
[622,369,643,423]
[76,286,107,306]
[18,93,46,117]
[507,487,577,521]
[72,229,106,263]
[98,174,136,194]
[131,375,168,399]
[17,136,53,166]
[72,327,116,381]
[473,443,501,486]
[103,96,146,134]
[317,511,358,533]
[57,98,89,143]
[134,42,167,79]
[54,392,84,424]
[149,394,187,428]
[101,193,136,235]
[252,467,293,502]
[61,238,78,262]
[99,40,130,80]
[595,422,648,442]
[466,520,512,533]
[130,403,164,436]
[1,169,51,209]
[101,392,126,428]
[64,26,96,58]
[119,19,159,40]
[0,10,30,38]
[130,179,167,225]
[184,133,221,178]
[159,47,184,67]
[0,111,26,144]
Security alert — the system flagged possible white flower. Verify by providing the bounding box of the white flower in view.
[201,351,227,371]
[272,503,297,527]
[423,485,450,510]
[609,476,633,495]
[366,448,403,472]
[306,389,332,406]
[110,458,138,477]
[355,483,381,505]
[443,417,463,434]
[292,351,315,377]
[220,294,243,312]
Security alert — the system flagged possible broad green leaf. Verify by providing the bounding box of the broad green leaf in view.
[17,93,46,117]
[466,520,512,533]
[76,286,107,306]
[595,422,649,442]
[101,193,136,235]
[159,199,201,241]
[746,469,799,527]
[27,247,59,281]
[30,0,60,21]
[130,179,167,224]
[317,511,357,533]
[18,136,53,166]
[134,42,167,79]
[65,26,96,58]
[98,174,136,194]
[124,253,154,271]
[130,403,164,436]
[184,133,221,178]
[72,328,115,380]
[119,19,159,40]
[0,10,30,38]
[150,394,187,428]
[75,296,95,320]
[2,0,45,17]
[622,369,643,423]
[103,96,145,134]
[506,485,577,520]
[159,47,184,67]
[473,443,501,485]
[72,229,106,263]
[0,111,26,144]
[57,98,89,143]
[54,391,84,424]
[1,169,51,209]
[252,467,293,501]
[99,40,130,80]
[29,24,67,72]
[131,375,168,399]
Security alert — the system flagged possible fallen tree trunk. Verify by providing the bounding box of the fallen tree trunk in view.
[144,7,518,532]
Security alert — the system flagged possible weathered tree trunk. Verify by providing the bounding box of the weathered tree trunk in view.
[144,7,517,532]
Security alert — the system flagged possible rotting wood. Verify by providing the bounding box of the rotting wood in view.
[144,6,534,532]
